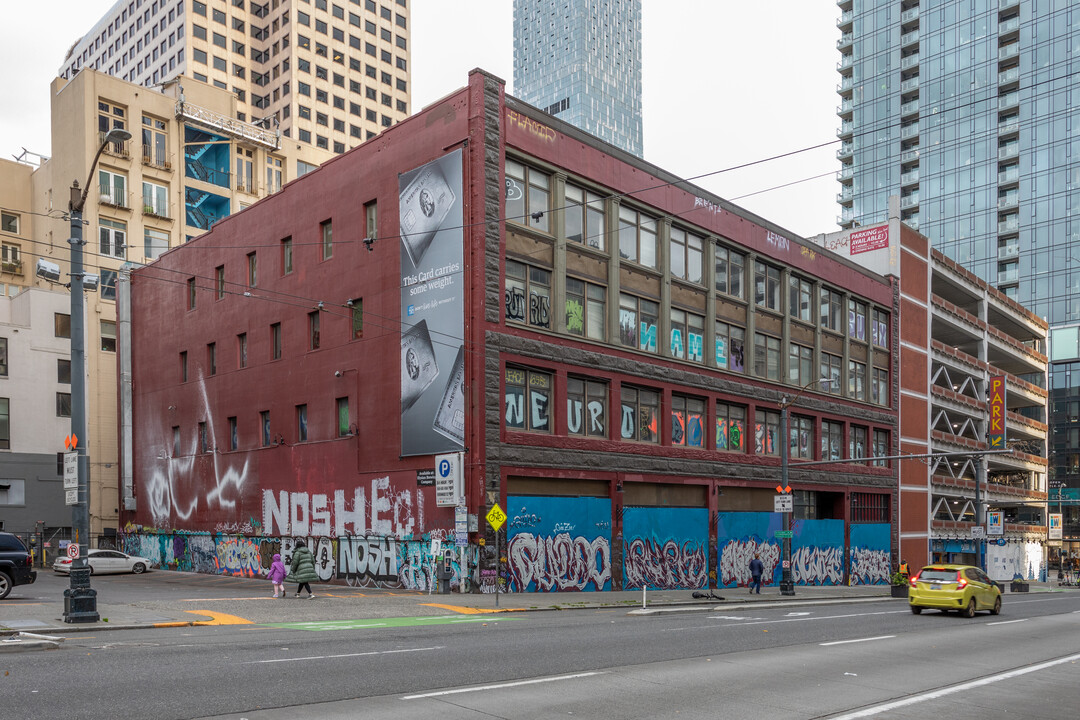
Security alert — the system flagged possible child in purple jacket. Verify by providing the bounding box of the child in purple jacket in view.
[267,553,287,598]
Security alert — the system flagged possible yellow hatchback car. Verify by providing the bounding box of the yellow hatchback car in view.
[908,564,1002,618]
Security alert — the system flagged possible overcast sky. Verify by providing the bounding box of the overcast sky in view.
[0,0,841,238]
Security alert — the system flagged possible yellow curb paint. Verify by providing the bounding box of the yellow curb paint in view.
[419,603,525,615]
[152,621,192,628]
[185,610,254,625]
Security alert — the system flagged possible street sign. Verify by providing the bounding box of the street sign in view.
[486,503,507,532]
[435,453,463,507]
[971,526,986,538]
[66,543,79,559]
[1049,513,1062,540]
[454,505,468,547]
[430,537,442,559]
[65,489,78,506]
[63,452,78,490]
[774,494,793,513]
[775,530,793,539]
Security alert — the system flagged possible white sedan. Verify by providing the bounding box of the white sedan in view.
[53,549,153,575]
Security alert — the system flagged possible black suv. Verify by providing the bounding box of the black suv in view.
[0,532,36,599]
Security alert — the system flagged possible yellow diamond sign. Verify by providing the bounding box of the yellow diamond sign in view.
[486,503,507,532]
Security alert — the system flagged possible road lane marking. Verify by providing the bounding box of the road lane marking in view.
[401,672,604,700]
[419,604,524,613]
[245,646,443,664]
[820,635,895,646]
[830,652,1080,718]
[986,619,1028,626]
[664,609,907,633]
[262,615,526,631]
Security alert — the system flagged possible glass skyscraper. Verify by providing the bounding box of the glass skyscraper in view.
[837,0,1080,542]
[513,0,643,156]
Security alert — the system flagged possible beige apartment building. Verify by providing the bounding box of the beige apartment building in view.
[8,68,335,536]
[60,0,412,153]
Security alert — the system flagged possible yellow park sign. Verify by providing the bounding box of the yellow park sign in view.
[486,503,507,532]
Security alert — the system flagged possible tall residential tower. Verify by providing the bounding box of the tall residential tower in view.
[60,0,412,152]
[836,0,1076,553]
[513,0,643,156]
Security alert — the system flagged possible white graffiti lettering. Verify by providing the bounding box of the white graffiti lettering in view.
[849,547,890,585]
[719,539,781,586]
[791,546,844,585]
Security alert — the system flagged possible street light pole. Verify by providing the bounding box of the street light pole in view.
[61,127,132,624]
[778,377,834,597]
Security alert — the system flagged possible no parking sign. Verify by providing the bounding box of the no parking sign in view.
[66,544,80,559]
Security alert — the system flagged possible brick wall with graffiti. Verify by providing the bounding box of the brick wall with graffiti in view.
[119,529,476,592]
[717,512,890,587]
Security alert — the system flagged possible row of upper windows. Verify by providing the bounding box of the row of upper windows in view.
[506,260,889,405]
[504,365,891,464]
[178,298,362,384]
[175,396,353,456]
[506,159,890,344]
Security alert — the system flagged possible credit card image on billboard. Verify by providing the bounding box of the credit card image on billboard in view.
[433,344,466,444]
[401,319,439,412]
[399,161,456,269]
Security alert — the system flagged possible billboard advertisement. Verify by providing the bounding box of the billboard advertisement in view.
[399,150,465,456]
[1049,513,1062,540]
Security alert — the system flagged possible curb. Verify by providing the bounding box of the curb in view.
[628,596,896,615]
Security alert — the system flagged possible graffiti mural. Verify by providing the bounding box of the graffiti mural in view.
[215,536,262,577]
[622,507,708,590]
[506,496,612,592]
[791,519,845,585]
[717,513,846,586]
[262,479,420,538]
[848,523,891,585]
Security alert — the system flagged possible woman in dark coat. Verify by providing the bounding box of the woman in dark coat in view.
[288,541,318,598]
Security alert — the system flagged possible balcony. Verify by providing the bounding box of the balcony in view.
[901,29,920,47]
[999,43,1019,61]
[1000,0,1018,9]
[901,6,920,23]
[998,243,1020,260]
[901,148,921,164]
[998,144,1019,160]
[901,53,920,71]
[901,75,920,93]
[999,16,1020,35]
[838,76,854,94]
[838,33,853,50]
[99,130,130,159]
[142,146,174,171]
[998,266,1019,284]
[176,100,279,150]
[999,91,1019,110]
[900,98,920,116]
[838,165,854,182]
[838,188,853,204]
[0,259,23,276]
[838,54,854,71]
[901,122,920,140]
[837,98,853,116]
[998,67,1020,87]
[998,115,1020,135]
[998,166,1020,185]
[98,185,131,210]
[998,215,1020,234]
[998,193,1019,210]
[901,169,920,186]
[900,193,919,209]
[837,121,854,138]
[837,10,853,27]
[142,197,173,221]
[901,212,919,230]
[837,142,854,160]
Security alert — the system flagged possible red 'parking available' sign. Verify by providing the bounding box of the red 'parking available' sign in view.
[849,225,889,255]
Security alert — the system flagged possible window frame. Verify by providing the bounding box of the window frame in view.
[619,385,660,444]
[505,159,550,233]
[564,183,605,250]
[671,394,706,448]
[715,244,745,299]
[754,260,782,311]
[564,276,605,341]
[503,366,552,433]
[504,259,552,330]
[619,293,659,353]
[669,226,703,284]
[754,409,780,456]
[567,376,607,438]
[617,204,658,269]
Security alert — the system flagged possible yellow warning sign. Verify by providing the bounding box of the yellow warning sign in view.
[486,503,507,532]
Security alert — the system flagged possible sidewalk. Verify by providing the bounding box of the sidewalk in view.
[0,573,1066,638]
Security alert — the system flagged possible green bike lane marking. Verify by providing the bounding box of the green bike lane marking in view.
[262,615,527,631]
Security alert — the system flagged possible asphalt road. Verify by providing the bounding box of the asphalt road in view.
[7,593,1080,719]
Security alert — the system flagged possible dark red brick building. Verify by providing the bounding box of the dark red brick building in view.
[121,70,900,592]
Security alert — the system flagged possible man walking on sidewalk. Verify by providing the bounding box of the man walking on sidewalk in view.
[749,554,764,594]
